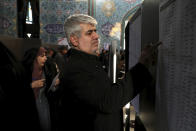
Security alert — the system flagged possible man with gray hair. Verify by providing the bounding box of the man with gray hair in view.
[63,14,99,54]
[59,14,158,131]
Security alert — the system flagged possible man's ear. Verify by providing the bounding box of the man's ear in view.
[70,36,78,47]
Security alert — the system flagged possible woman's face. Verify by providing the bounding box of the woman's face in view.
[36,52,47,67]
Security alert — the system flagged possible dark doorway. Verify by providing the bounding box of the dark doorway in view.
[17,0,40,38]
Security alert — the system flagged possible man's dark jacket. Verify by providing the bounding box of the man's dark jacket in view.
[59,48,152,131]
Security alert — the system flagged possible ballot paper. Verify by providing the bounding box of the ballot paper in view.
[48,72,60,92]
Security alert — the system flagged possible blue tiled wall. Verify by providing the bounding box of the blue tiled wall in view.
[0,0,143,48]
[40,0,88,44]
[95,0,143,50]
[0,0,17,37]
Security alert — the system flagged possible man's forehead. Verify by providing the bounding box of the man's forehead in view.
[80,23,96,30]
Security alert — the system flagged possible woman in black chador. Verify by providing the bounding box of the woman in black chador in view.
[22,46,60,131]
[0,41,41,131]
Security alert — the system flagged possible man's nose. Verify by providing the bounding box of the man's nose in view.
[93,32,99,39]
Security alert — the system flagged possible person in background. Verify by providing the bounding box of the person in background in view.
[58,14,160,131]
[57,45,69,67]
[45,46,66,78]
[22,46,59,131]
[46,47,56,58]
[0,41,41,131]
[99,49,109,73]
[57,45,69,56]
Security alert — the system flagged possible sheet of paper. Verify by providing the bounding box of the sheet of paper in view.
[48,72,60,92]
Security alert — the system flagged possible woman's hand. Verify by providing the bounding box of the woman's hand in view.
[31,79,45,89]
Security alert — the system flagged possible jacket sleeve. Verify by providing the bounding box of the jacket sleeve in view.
[130,63,153,96]
[66,62,152,114]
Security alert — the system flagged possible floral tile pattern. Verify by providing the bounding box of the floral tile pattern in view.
[40,0,88,44]
[0,0,143,47]
[95,0,143,49]
[0,0,17,37]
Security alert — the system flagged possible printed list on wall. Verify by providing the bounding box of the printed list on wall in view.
[156,0,196,131]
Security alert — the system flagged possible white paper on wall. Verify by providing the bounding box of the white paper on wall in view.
[157,0,196,131]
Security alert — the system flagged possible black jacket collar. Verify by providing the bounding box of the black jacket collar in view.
[68,48,98,61]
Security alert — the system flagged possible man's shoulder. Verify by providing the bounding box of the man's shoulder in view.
[66,48,98,71]
[66,53,85,70]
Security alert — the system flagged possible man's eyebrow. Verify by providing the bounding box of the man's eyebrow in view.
[86,29,97,33]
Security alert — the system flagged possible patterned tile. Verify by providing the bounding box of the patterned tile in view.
[0,0,143,46]
[95,0,143,50]
[40,0,88,44]
[0,0,17,37]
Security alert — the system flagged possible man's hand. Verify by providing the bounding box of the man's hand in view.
[139,42,162,67]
